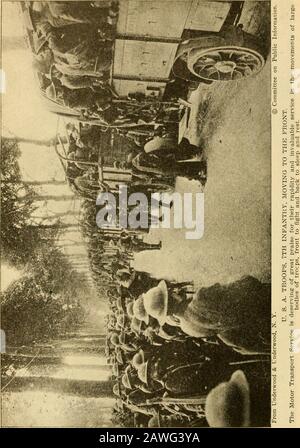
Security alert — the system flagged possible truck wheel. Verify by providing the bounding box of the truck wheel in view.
[187,45,265,81]
[175,31,267,82]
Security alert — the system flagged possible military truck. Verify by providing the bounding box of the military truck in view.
[22,1,269,193]
[22,1,268,118]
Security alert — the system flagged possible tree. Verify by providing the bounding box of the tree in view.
[1,274,85,346]
[24,180,67,186]
[2,376,113,398]
[3,125,67,147]
[27,223,79,230]
[0,139,80,264]
[4,339,107,358]
[32,211,80,219]
[0,138,56,266]
[10,136,65,147]
[27,244,88,294]
[1,240,91,347]
[18,193,77,202]
[1,138,80,267]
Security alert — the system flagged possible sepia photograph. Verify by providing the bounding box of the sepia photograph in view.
[1,0,272,428]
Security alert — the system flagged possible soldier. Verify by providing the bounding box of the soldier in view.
[119,232,162,253]
[45,81,111,113]
[74,174,100,192]
[205,365,270,427]
[33,1,112,28]
[142,276,271,355]
[177,276,271,355]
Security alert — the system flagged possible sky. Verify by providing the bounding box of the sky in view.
[2,3,58,140]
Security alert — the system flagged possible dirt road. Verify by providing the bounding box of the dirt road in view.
[134,56,271,287]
